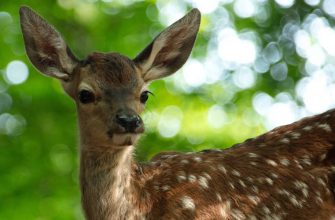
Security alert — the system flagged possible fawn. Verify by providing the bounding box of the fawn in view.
[20,6,335,220]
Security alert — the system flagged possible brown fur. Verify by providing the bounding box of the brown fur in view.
[19,6,335,220]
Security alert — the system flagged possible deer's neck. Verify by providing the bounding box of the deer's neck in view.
[79,145,136,220]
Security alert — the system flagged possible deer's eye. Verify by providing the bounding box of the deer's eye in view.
[78,90,95,104]
[140,91,153,104]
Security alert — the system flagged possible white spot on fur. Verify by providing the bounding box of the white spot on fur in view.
[216,193,222,202]
[265,177,273,185]
[316,196,323,204]
[302,126,312,131]
[239,180,246,188]
[193,156,202,162]
[161,185,170,191]
[301,157,311,166]
[229,182,235,189]
[271,173,279,178]
[294,159,303,169]
[294,181,309,198]
[250,162,258,166]
[280,158,290,166]
[319,154,326,161]
[220,200,231,218]
[231,209,245,220]
[262,206,271,214]
[266,159,278,166]
[251,185,259,193]
[248,153,258,158]
[248,195,260,205]
[290,132,301,139]
[317,178,326,186]
[177,171,187,182]
[273,201,281,209]
[198,176,208,189]
[318,123,332,132]
[218,165,227,174]
[181,196,195,210]
[278,189,291,197]
[188,175,197,183]
[181,159,189,164]
[202,172,212,180]
[177,175,187,182]
[289,196,303,208]
[247,177,254,182]
[280,138,290,144]
[232,170,241,177]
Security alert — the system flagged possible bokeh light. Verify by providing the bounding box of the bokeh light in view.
[158,106,183,138]
[4,60,29,85]
[275,0,295,8]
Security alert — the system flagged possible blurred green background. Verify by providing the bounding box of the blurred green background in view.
[1,0,335,219]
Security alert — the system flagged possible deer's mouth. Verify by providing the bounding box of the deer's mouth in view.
[109,133,140,146]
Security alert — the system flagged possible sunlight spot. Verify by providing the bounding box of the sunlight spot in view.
[207,105,227,128]
[218,28,257,67]
[234,0,256,18]
[5,60,29,85]
[158,106,183,138]
[263,42,282,64]
[323,0,335,17]
[233,67,256,89]
[0,11,13,26]
[304,0,320,6]
[254,57,270,73]
[295,70,335,113]
[270,62,288,81]
[189,0,220,14]
[265,101,300,129]
[156,0,187,25]
[294,30,312,58]
[317,26,335,56]
[275,0,295,8]
[0,113,26,136]
[252,92,273,116]
[182,59,206,87]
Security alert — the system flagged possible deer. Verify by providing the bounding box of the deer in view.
[19,5,335,220]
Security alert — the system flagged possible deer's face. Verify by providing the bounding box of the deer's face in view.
[19,6,200,148]
[70,53,147,146]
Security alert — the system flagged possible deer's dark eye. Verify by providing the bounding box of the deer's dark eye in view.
[140,91,153,104]
[78,90,95,104]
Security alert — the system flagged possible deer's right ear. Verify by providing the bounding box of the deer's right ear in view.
[19,6,78,81]
[134,9,201,82]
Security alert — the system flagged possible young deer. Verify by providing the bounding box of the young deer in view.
[20,6,335,220]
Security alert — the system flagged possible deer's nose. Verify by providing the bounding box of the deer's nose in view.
[115,113,142,133]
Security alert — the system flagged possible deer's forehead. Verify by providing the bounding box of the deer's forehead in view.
[80,52,142,89]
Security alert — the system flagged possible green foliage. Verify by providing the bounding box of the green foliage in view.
[1,0,334,219]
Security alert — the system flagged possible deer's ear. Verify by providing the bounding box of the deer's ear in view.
[134,9,201,82]
[19,6,78,81]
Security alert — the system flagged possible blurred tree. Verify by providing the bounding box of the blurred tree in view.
[0,0,335,219]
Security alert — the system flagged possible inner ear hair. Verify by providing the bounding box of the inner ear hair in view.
[19,6,78,81]
[134,8,201,82]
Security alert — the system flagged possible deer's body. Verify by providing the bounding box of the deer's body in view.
[19,6,335,220]
[80,109,335,220]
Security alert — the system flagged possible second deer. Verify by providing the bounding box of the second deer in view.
[20,6,335,220]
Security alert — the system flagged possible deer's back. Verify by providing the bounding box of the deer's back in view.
[136,109,335,219]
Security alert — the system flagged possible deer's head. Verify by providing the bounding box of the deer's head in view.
[19,6,200,148]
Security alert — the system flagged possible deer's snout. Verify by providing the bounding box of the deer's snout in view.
[115,112,143,133]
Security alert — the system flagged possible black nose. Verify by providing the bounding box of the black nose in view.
[115,113,142,132]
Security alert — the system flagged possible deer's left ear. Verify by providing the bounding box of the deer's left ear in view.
[134,9,201,82]
[19,6,78,81]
